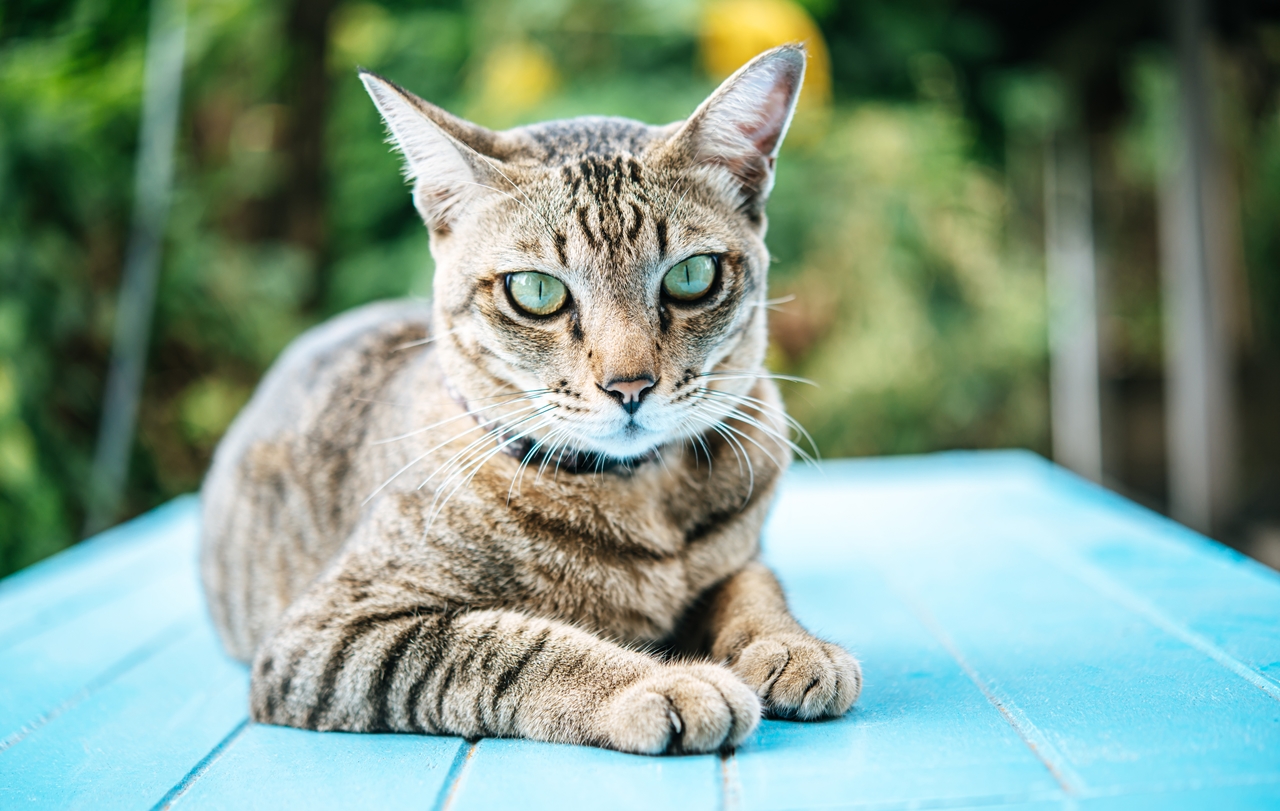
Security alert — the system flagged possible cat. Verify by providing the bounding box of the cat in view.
[199,43,860,755]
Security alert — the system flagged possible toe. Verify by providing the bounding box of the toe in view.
[735,635,861,720]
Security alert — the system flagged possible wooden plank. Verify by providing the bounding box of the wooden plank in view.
[843,487,1279,798]
[1076,784,1280,809]
[0,453,1273,810]
[0,622,248,810]
[0,566,202,744]
[165,725,466,810]
[0,498,197,648]
[747,452,1280,807]
[733,568,1067,811]
[448,737,721,811]
[1032,468,1280,689]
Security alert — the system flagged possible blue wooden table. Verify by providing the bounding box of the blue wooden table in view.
[2,451,1278,810]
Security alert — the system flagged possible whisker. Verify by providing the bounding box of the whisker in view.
[689,387,811,466]
[665,155,728,224]
[371,396,543,445]
[694,388,820,462]
[454,179,559,244]
[716,418,783,473]
[507,425,564,504]
[464,152,562,243]
[722,407,817,465]
[709,421,754,502]
[698,370,818,387]
[698,388,817,448]
[362,404,538,505]
[750,294,796,309]
[392,327,460,352]
[418,404,558,492]
[426,413,559,528]
[464,388,553,403]
[535,431,571,482]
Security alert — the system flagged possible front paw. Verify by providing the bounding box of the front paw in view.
[731,634,861,720]
[598,663,761,754]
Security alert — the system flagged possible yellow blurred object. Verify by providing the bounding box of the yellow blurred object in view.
[471,41,560,126]
[0,421,35,489]
[699,0,831,140]
[331,3,395,68]
[0,362,16,420]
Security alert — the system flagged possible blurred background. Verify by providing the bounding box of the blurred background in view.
[0,0,1277,577]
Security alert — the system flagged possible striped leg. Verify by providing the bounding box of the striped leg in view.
[701,561,862,719]
[249,581,760,754]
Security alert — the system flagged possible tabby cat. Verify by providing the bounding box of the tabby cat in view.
[200,44,860,755]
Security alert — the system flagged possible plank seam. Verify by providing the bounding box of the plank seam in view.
[884,575,1086,796]
[1038,544,1280,703]
[0,616,195,754]
[150,717,250,811]
[431,740,477,811]
[719,750,743,811]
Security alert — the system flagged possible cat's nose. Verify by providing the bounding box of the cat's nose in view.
[602,376,656,415]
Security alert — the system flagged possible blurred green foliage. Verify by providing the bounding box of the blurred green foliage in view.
[1,0,1277,574]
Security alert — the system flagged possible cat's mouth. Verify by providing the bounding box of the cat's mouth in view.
[497,424,658,475]
[576,420,664,461]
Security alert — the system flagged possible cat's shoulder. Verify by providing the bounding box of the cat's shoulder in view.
[275,298,433,376]
[210,299,433,468]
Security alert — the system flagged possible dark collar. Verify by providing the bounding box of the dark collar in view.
[501,436,656,475]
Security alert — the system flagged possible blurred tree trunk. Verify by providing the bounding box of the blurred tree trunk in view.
[276,0,338,311]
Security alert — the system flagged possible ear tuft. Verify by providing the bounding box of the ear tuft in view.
[668,45,806,216]
[359,71,499,232]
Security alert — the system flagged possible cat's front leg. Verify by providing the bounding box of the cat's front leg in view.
[249,578,760,754]
[701,561,862,720]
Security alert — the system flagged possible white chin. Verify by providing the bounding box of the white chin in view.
[579,424,664,460]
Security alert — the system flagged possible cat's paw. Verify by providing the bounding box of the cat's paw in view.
[599,664,761,754]
[731,634,861,720]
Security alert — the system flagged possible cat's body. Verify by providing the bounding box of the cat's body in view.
[201,45,861,754]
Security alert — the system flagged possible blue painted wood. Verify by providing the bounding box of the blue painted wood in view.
[732,567,1068,810]
[449,737,722,810]
[0,451,1276,810]
[167,725,467,810]
[0,497,196,650]
[0,622,247,810]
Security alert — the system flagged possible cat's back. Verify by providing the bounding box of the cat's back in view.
[200,299,433,660]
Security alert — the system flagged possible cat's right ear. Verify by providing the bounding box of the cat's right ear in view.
[359,71,503,234]
[661,45,806,222]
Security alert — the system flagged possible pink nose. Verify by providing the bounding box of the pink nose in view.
[603,376,656,415]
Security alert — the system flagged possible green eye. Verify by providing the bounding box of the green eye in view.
[662,255,717,301]
[507,271,568,316]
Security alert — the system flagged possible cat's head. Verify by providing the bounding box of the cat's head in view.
[361,46,804,464]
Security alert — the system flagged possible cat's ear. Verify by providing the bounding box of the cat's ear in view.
[359,70,505,233]
[665,44,806,218]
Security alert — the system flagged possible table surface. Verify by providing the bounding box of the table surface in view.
[2,450,1278,810]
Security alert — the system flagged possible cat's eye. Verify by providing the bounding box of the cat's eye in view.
[506,271,568,316]
[662,255,717,302]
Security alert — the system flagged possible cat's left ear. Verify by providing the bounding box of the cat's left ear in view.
[664,44,806,220]
[359,70,508,234]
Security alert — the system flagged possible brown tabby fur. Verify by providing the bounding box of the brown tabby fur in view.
[200,45,861,755]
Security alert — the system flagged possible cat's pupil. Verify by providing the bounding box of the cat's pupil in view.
[662,255,716,301]
[508,271,567,316]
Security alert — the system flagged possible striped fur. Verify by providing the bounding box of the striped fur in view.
[200,45,860,755]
